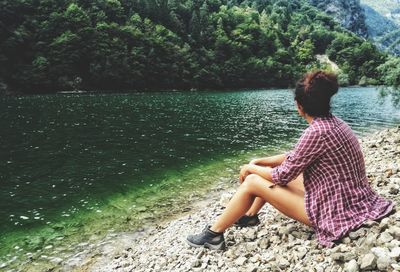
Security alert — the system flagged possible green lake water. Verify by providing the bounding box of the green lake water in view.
[1,87,400,270]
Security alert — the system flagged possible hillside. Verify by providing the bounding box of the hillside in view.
[360,0,400,25]
[309,0,368,37]
[360,0,400,55]
[0,0,392,94]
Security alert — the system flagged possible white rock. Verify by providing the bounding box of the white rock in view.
[391,263,400,271]
[377,232,393,245]
[360,253,377,270]
[296,246,308,260]
[235,256,247,266]
[371,247,390,259]
[388,226,400,239]
[244,229,257,241]
[344,259,359,272]
[377,254,392,271]
[389,247,400,259]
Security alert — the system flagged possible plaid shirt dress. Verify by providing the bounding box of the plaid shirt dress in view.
[272,114,394,247]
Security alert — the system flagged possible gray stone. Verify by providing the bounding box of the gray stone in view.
[249,254,261,263]
[258,238,269,249]
[296,246,308,260]
[278,226,289,236]
[344,259,359,272]
[360,253,377,270]
[278,258,290,269]
[342,237,352,244]
[287,224,297,233]
[349,228,367,240]
[244,229,257,241]
[246,242,258,252]
[362,233,378,247]
[224,249,236,259]
[379,218,390,230]
[270,235,280,244]
[332,252,356,262]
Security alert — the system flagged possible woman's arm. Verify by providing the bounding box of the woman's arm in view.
[249,153,286,167]
[239,164,273,183]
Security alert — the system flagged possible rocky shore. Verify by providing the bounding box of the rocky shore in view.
[70,127,400,272]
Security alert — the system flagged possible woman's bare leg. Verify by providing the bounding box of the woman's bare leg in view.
[245,197,266,216]
[244,174,305,216]
[210,173,311,233]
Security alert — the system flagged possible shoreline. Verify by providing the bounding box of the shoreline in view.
[65,126,400,272]
[0,85,382,97]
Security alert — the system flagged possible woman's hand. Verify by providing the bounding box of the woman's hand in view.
[249,158,260,165]
[239,164,274,183]
[239,164,251,183]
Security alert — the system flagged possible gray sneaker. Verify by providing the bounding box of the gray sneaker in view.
[234,214,260,227]
[186,225,225,250]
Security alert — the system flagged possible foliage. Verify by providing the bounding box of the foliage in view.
[0,0,390,93]
[377,56,400,105]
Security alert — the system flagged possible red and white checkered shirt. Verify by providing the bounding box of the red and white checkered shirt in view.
[272,114,394,247]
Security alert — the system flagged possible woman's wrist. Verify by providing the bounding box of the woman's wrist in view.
[247,164,273,181]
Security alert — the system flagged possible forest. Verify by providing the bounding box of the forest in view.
[0,0,399,94]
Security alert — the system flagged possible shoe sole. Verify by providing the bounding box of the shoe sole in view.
[234,221,260,227]
[186,239,226,250]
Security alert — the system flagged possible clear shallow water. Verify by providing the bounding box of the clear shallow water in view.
[0,87,399,268]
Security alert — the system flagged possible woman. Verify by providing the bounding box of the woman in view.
[186,70,394,249]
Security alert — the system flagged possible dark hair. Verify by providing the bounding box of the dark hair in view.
[294,70,339,117]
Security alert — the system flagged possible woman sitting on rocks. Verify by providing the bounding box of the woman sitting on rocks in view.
[186,70,394,249]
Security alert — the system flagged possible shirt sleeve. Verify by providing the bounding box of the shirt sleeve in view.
[272,127,326,186]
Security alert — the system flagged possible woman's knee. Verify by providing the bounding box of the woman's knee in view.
[242,174,261,189]
[242,174,270,194]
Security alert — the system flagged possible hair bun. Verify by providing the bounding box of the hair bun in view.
[304,70,338,97]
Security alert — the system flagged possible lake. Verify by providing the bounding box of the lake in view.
[0,87,399,269]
